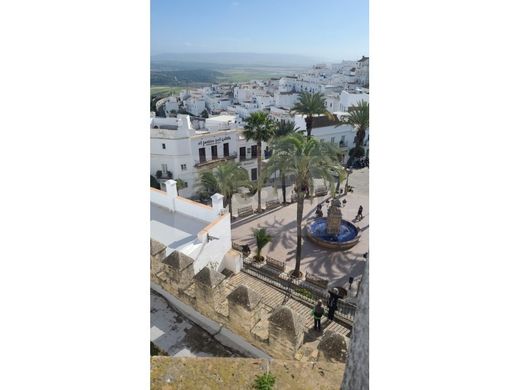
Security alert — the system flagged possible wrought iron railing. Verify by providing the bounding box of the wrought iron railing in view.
[241,256,356,325]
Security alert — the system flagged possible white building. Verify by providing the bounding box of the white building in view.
[151,114,266,198]
[185,98,206,116]
[294,114,368,164]
[339,91,369,112]
[275,92,299,109]
[151,180,242,274]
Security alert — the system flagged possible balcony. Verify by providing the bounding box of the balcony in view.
[194,152,237,168]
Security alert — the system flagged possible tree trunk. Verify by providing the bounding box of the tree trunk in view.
[305,115,313,139]
[355,128,366,148]
[294,190,304,277]
[228,195,233,219]
[257,140,262,212]
[281,172,287,204]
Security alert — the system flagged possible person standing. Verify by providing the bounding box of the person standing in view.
[327,288,340,321]
[312,300,325,331]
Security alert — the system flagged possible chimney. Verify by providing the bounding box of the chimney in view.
[165,180,178,211]
[211,193,225,217]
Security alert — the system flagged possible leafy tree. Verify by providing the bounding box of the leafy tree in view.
[243,112,276,212]
[291,92,331,138]
[150,175,160,190]
[196,161,250,218]
[201,109,209,118]
[265,134,343,277]
[342,100,369,148]
[175,178,188,189]
[252,227,272,261]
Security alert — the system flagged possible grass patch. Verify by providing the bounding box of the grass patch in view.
[150,85,183,97]
[253,372,276,390]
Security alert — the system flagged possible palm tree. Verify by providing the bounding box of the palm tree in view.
[265,133,343,277]
[252,227,272,262]
[291,92,331,138]
[342,100,369,149]
[243,111,276,212]
[196,161,250,218]
[274,120,299,204]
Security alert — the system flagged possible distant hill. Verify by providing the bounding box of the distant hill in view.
[151,52,322,67]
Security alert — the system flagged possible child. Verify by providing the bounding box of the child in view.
[312,300,325,331]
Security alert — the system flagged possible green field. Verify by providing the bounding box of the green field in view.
[150,86,184,97]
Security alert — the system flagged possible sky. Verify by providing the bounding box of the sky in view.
[151,0,368,62]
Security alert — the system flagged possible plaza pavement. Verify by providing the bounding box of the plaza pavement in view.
[231,167,369,288]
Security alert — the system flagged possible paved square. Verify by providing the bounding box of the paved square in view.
[231,168,368,288]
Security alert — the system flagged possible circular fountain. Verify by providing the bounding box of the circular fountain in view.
[306,198,360,250]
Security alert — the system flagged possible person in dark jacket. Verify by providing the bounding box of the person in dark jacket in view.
[312,300,325,331]
[356,205,364,221]
[327,288,340,321]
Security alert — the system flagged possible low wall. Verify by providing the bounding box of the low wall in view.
[175,196,215,222]
[150,189,172,210]
[151,281,270,360]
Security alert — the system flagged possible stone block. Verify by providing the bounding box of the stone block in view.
[268,305,305,359]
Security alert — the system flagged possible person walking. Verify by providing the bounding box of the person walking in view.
[356,205,364,221]
[327,288,340,321]
[312,300,325,331]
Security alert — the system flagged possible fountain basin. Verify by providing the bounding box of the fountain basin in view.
[306,217,360,250]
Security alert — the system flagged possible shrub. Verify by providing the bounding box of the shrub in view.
[167,170,173,179]
[156,170,163,179]
[175,178,187,189]
[294,287,314,300]
[253,372,276,390]
[150,175,160,190]
[150,342,167,356]
[252,228,272,262]
[349,146,365,159]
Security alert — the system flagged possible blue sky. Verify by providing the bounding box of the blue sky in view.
[151,0,368,62]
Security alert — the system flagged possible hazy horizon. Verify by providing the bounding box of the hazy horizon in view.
[151,0,368,63]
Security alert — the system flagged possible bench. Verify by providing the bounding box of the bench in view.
[314,186,328,197]
[237,205,254,218]
[305,271,329,290]
[265,256,286,272]
[264,199,280,211]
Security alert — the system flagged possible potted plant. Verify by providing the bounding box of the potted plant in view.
[156,170,162,179]
[252,228,272,262]
[167,171,173,179]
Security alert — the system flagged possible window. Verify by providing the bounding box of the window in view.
[341,135,345,143]
[331,137,335,144]
[181,164,187,171]
[251,168,258,181]
[251,145,257,158]
[211,145,218,160]
[162,143,166,149]
[199,148,206,163]
[239,147,246,161]
[223,143,229,157]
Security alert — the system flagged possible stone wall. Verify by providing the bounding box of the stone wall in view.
[268,305,305,359]
[150,245,348,361]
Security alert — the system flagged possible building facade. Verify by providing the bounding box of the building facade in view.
[151,114,265,198]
